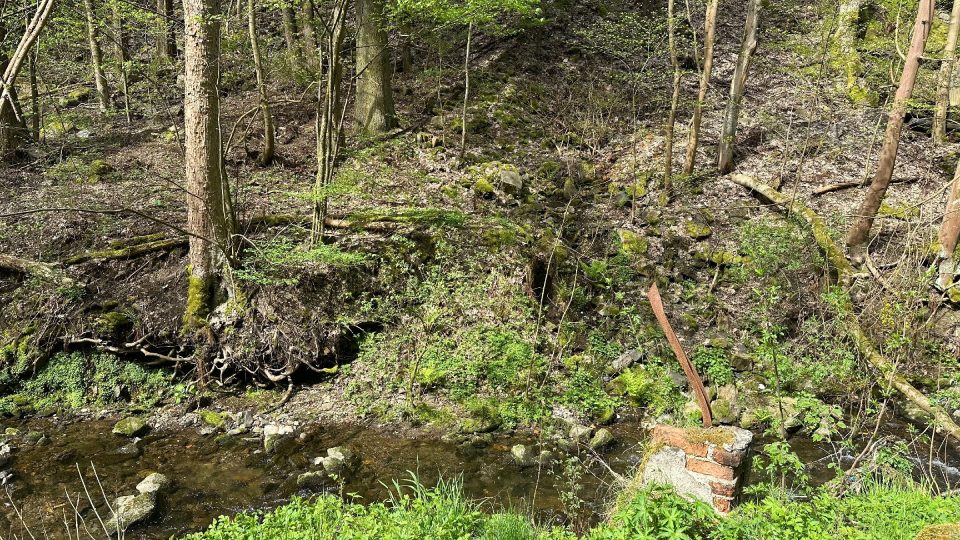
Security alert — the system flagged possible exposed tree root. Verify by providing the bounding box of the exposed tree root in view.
[65,237,187,265]
[66,335,192,366]
[729,173,960,442]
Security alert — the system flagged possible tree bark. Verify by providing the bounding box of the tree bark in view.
[311,0,349,243]
[113,2,132,122]
[682,0,718,176]
[83,0,111,111]
[459,22,472,160]
[247,0,274,164]
[0,0,53,157]
[835,0,863,99]
[27,46,39,140]
[846,0,934,249]
[934,0,960,145]
[157,0,177,60]
[663,0,681,191]
[939,159,960,291]
[355,0,396,134]
[300,0,318,60]
[183,0,236,329]
[731,174,960,443]
[281,3,300,56]
[717,0,761,174]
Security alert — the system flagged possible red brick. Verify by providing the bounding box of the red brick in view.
[652,426,708,457]
[710,481,737,498]
[686,457,735,481]
[713,496,733,514]
[711,448,746,467]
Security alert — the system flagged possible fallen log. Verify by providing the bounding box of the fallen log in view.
[65,237,188,265]
[729,173,960,442]
[0,253,72,284]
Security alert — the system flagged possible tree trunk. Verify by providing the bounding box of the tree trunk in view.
[682,0,718,176]
[311,0,349,244]
[846,0,934,249]
[183,0,236,329]
[247,0,274,165]
[835,0,863,100]
[114,2,132,122]
[663,0,681,191]
[717,0,761,174]
[355,0,396,134]
[0,0,54,157]
[157,0,177,60]
[300,0,318,59]
[28,45,39,140]
[934,0,960,145]
[281,4,300,57]
[83,0,110,111]
[938,160,960,291]
[459,22,472,161]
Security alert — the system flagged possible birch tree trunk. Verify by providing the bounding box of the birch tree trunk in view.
[847,0,934,249]
[183,0,236,329]
[355,0,396,134]
[83,0,110,111]
[0,0,54,156]
[682,0,718,176]
[663,0,681,191]
[718,0,761,174]
[934,0,960,145]
[247,0,274,164]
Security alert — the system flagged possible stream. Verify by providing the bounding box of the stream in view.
[1,414,958,539]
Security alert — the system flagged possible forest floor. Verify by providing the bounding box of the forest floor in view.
[1,0,959,466]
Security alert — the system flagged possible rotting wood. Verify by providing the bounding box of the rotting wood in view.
[648,282,713,427]
[66,237,188,265]
[0,253,65,282]
[729,173,960,442]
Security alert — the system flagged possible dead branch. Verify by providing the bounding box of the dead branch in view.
[812,177,918,197]
[0,253,72,284]
[729,173,960,442]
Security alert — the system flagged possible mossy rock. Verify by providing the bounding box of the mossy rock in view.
[625,180,648,199]
[915,524,960,540]
[458,415,501,434]
[473,178,495,197]
[95,311,133,339]
[693,247,745,267]
[685,222,713,240]
[58,87,92,108]
[537,160,563,180]
[113,417,148,437]
[199,410,227,429]
[618,230,648,256]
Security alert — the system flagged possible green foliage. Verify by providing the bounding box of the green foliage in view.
[392,0,542,33]
[588,485,719,540]
[236,238,368,286]
[560,366,619,419]
[0,352,168,415]
[691,346,733,387]
[609,362,683,417]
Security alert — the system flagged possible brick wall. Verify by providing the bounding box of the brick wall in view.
[641,424,753,513]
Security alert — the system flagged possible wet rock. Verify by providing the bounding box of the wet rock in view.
[263,424,294,453]
[136,473,170,495]
[297,471,327,489]
[589,428,615,450]
[315,446,356,476]
[0,470,12,485]
[0,444,11,468]
[104,492,156,535]
[113,417,148,437]
[537,450,555,466]
[3,428,19,437]
[511,444,535,467]
[609,349,643,374]
[458,415,500,434]
[199,410,227,430]
[23,431,44,445]
[569,424,592,443]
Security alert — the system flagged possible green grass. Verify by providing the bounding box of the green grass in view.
[185,473,960,540]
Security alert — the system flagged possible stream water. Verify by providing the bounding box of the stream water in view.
[1,415,958,539]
